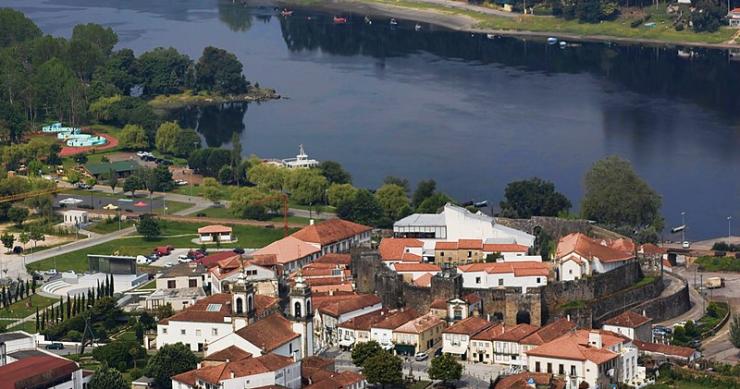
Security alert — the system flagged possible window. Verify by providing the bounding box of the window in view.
[468,251,472,258]
[547,363,552,373]
[212,328,218,336]
[475,277,481,284]
[167,280,176,289]
[535,362,541,372]
[559,364,564,375]
[569,269,573,274]
[498,279,503,286]
[536,277,541,284]
[571,365,576,376]
[181,329,186,335]
[162,328,167,334]
[189,279,198,288]
[196,329,201,336]
[440,252,445,257]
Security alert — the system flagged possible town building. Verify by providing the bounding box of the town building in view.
[469,323,505,364]
[313,253,352,267]
[434,240,531,265]
[491,324,540,367]
[393,203,535,247]
[206,313,304,361]
[392,313,446,355]
[62,210,88,226]
[518,318,577,367]
[84,160,139,179]
[209,255,279,296]
[430,293,482,322]
[369,309,420,350]
[312,293,383,349]
[197,225,234,244]
[632,340,701,365]
[0,332,37,361]
[555,233,635,281]
[492,372,565,389]
[378,238,424,264]
[156,262,207,290]
[291,219,372,256]
[144,287,206,312]
[337,310,388,350]
[252,236,322,273]
[304,370,366,389]
[0,353,91,389]
[171,353,301,389]
[442,316,494,359]
[390,262,441,283]
[458,261,550,293]
[729,8,740,27]
[526,329,638,389]
[602,311,653,343]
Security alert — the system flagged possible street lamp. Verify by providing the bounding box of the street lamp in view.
[681,211,686,243]
[728,216,733,241]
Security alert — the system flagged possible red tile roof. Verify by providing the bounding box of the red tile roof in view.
[394,313,445,334]
[292,219,371,246]
[493,324,540,342]
[198,251,242,268]
[412,273,433,287]
[205,346,253,362]
[458,239,484,250]
[160,293,277,325]
[640,243,668,256]
[435,241,459,250]
[235,313,300,352]
[463,293,482,305]
[338,310,389,331]
[305,371,366,389]
[379,238,424,261]
[526,330,627,364]
[483,243,529,253]
[0,355,79,389]
[252,236,321,265]
[435,240,529,253]
[313,293,382,317]
[177,353,295,385]
[633,340,697,359]
[430,298,447,310]
[520,318,576,346]
[471,324,506,341]
[602,311,651,328]
[494,372,565,389]
[372,309,420,330]
[557,233,634,263]
[443,316,493,336]
[314,253,352,265]
[198,224,233,234]
[393,263,441,273]
[457,261,550,277]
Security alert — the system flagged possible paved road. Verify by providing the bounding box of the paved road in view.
[406,0,520,18]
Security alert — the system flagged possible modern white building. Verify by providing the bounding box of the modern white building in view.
[394,203,535,247]
[458,262,550,293]
[555,233,634,281]
[526,329,639,389]
[62,210,88,226]
[171,353,301,389]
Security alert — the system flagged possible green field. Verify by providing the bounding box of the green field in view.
[195,206,312,225]
[695,256,740,272]
[0,294,57,319]
[86,219,136,234]
[26,221,294,273]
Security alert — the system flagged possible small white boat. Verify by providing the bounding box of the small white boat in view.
[364,16,372,25]
[547,37,558,45]
[486,33,497,39]
[559,41,567,48]
[414,23,422,31]
[390,18,398,26]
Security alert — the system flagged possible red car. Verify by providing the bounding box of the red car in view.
[153,245,174,256]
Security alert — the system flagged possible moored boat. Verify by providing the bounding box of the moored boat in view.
[390,18,398,26]
[333,16,347,24]
[280,9,293,16]
[547,37,558,45]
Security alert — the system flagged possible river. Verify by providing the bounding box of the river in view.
[8,0,739,239]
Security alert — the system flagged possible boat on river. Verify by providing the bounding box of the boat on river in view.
[390,18,398,26]
[547,37,558,45]
[280,9,293,16]
[415,23,422,31]
[333,16,347,24]
[364,16,372,25]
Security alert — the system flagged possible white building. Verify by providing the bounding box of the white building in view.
[518,318,577,367]
[312,293,383,349]
[197,225,233,243]
[555,233,634,281]
[209,255,278,294]
[394,203,535,247]
[291,219,372,256]
[62,210,88,226]
[171,353,301,389]
[337,310,388,349]
[526,329,638,389]
[368,309,420,349]
[442,316,493,359]
[281,144,319,169]
[491,324,539,367]
[156,262,207,290]
[458,262,550,293]
[602,311,653,343]
[206,313,304,361]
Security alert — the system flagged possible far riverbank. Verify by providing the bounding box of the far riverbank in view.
[276,0,740,49]
[148,87,281,111]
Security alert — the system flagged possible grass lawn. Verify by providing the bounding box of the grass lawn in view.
[288,200,336,213]
[26,220,294,273]
[160,200,194,215]
[343,0,738,44]
[10,320,38,333]
[196,206,312,225]
[694,256,740,272]
[0,294,57,319]
[86,219,136,234]
[407,380,431,389]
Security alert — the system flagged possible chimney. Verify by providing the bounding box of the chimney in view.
[310,219,315,225]
[588,331,602,348]
[642,310,647,318]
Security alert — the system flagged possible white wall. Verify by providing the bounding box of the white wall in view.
[370,327,394,346]
[460,271,547,293]
[156,321,237,351]
[442,333,471,356]
[559,258,584,281]
[156,275,202,290]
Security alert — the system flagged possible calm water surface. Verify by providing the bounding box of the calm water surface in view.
[8,0,739,239]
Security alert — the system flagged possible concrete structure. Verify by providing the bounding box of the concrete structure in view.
[390,262,441,283]
[144,287,206,312]
[458,262,550,293]
[442,316,493,359]
[394,203,535,247]
[171,353,301,389]
[62,210,88,226]
[555,233,634,281]
[392,313,446,355]
[198,225,233,243]
[526,329,638,389]
[729,8,740,27]
[602,311,653,343]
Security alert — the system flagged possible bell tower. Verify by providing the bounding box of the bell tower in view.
[289,271,314,359]
[231,259,255,324]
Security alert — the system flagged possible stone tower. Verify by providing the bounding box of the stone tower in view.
[231,261,255,323]
[289,271,314,359]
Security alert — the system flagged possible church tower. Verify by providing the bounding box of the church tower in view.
[289,271,314,359]
[231,260,255,326]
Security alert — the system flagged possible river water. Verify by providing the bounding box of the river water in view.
[9,0,739,239]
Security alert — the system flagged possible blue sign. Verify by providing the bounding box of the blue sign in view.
[527,378,535,385]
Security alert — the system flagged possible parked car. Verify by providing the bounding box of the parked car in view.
[682,241,691,249]
[136,255,151,265]
[31,272,44,281]
[175,180,188,186]
[45,342,64,350]
[153,246,174,256]
[414,352,428,361]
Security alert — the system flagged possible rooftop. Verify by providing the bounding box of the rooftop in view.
[412,273,433,287]
[526,329,628,364]
[313,293,382,317]
[252,236,321,264]
[393,263,441,273]
[291,219,371,246]
[198,225,233,234]
[457,261,550,277]
[0,355,79,389]
[632,340,697,359]
[394,313,445,334]
[84,160,139,175]
[314,253,352,265]
[161,262,207,278]
[234,313,300,352]
[372,309,420,330]
[493,372,565,389]
[493,324,540,342]
[443,316,493,336]
[205,346,253,362]
[556,233,634,263]
[602,311,652,328]
[520,318,576,346]
[174,353,294,386]
[338,309,388,331]
[378,238,424,261]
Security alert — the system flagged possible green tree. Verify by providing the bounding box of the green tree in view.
[412,179,436,209]
[730,314,740,349]
[229,187,279,221]
[145,343,200,389]
[248,163,286,191]
[318,160,352,184]
[375,184,410,221]
[28,227,44,250]
[0,9,42,48]
[7,206,29,227]
[119,124,149,150]
[285,169,328,206]
[18,231,30,249]
[417,192,452,213]
[582,156,663,231]
[172,128,201,158]
[1,232,15,253]
[363,350,402,388]
[327,183,358,207]
[691,0,725,32]
[194,46,248,94]
[71,23,118,56]
[230,132,242,180]
[202,177,223,204]
[92,339,145,371]
[428,354,463,385]
[337,189,383,226]
[137,47,191,95]
[350,340,383,367]
[137,214,160,240]
[384,176,409,192]
[123,175,144,197]
[155,121,181,154]
[499,177,571,218]
[89,365,127,389]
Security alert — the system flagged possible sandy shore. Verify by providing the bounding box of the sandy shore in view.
[275,0,740,49]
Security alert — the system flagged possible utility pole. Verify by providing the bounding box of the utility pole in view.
[728,216,733,241]
[681,211,686,243]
